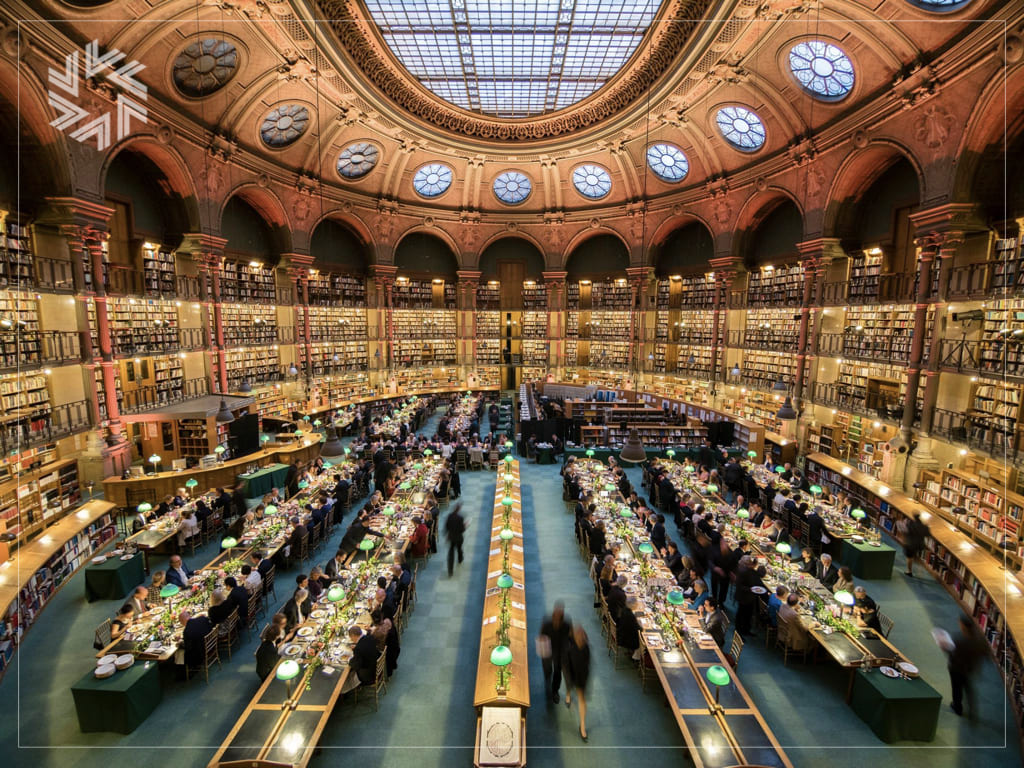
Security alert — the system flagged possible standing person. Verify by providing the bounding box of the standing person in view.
[945,615,988,719]
[444,503,468,577]
[902,512,930,577]
[537,602,571,705]
[563,623,591,742]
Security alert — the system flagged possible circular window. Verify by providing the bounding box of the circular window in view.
[906,0,973,11]
[715,106,766,152]
[260,104,309,148]
[789,41,855,100]
[337,143,379,179]
[646,143,689,183]
[172,38,238,97]
[413,163,453,198]
[493,171,532,205]
[572,164,612,200]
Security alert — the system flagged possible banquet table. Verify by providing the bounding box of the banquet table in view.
[849,667,942,742]
[84,553,145,602]
[71,661,162,733]
[535,444,554,464]
[840,538,897,580]
[239,463,289,498]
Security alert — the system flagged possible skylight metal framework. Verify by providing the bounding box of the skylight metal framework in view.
[363,0,661,119]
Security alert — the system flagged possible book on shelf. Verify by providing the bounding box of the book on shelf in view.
[746,264,804,307]
[220,260,276,304]
[108,297,179,355]
[222,304,278,347]
[142,244,176,296]
[476,283,501,310]
[307,272,366,307]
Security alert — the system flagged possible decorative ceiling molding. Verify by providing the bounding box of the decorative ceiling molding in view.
[316,0,713,142]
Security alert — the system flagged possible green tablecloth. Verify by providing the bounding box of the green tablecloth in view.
[841,539,897,580]
[239,463,289,498]
[536,446,555,464]
[84,554,145,602]
[71,661,162,734]
[849,668,941,742]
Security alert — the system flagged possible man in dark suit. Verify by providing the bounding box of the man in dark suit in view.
[698,439,717,471]
[224,576,250,618]
[287,516,307,558]
[445,503,468,577]
[180,610,213,672]
[129,586,149,616]
[650,514,667,553]
[166,555,194,588]
[325,549,348,580]
[816,553,839,589]
[344,626,379,691]
[806,508,825,552]
[616,597,643,659]
[213,487,232,512]
[284,460,299,499]
[339,510,383,555]
[207,590,234,625]
[588,521,607,559]
[605,575,627,621]
[252,550,274,580]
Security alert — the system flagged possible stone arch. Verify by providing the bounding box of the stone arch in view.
[393,229,460,275]
[309,216,370,273]
[559,227,630,271]
[564,232,630,277]
[100,137,201,232]
[219,183,292,255]
[651,218,716,276]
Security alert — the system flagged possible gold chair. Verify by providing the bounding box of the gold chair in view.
[730,631,744,668]
[878,611,894,638]
[187,626,222,682]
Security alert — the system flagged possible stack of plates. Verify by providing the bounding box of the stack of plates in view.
[879,666,900,678]
[97,654,117,667]
[115,654,134,670]
[95,663,116,679]
[897,661,919,678]
[91,556,107,564]
[120,555,134,561]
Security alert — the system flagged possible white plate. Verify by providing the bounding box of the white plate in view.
[111,550,124,556]
[91,556,107,564]
[120,555,134,561]
[115,654,134,670]
[283,643,303,657]
[95,663,116,679]
[897,662,919,677]
[879,666,899,678]
[97,654,117,666]
[751,586,768,595]
[297,626,315,638]
[310,610,327,620]
[852,535,865,543]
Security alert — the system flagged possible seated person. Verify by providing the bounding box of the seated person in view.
[148,570,166,600]
[225,576,250,617]
[408,516,430,558]
[256,623,282,681]
[853,586,882,631]
[816,553,839,589]
[777,593,814,653]
[767,585,789,627]
[616,596,643,660]
[605,575,628,621]
[798,547,818,575]
[833,565,855,595]
[109,603,134,642]
[341,625,380,693]
[282,587,310,633]
[308,566,327,601]
[179,609,214,675]
[688,579,710,614]
[207,588,234,625]
[703,597,729,649]
[165,555,194,588]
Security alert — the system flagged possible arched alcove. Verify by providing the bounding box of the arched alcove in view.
[310,219,368,273]
[565,233,629,278]
[104,149,191,247]
[654,221,715,276]
[743,199,803,269]
[0,91,54,214]
[394,232,458,276]
[222,196,279,263]
[842,157,921,272]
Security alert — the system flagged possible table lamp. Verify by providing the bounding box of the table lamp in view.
[261,434,270,451]
[499,528,515,542]
[747,450,757,459]
[775,541,792,556]
[399,482,411,490]
[490,644,513,692]
[706,664,731,710]
[851,508,866,521]
[619,506,633,518]
[413,462,424,470]
[706,484,718,495]
[148,454,161,473]
[586,449,595,458]
[505,441,513,450]
[424,449,433,457]
[736,508,749,519]
[383,504,395,516]
[833,590,855,617]
[666,449,676,459]
[775,465,785,473]
[666,589,685,619]
[276,659,301,704]
[504,455,514,465]
[313,419,322,428]
[327,585,346,602]
[214,446,226,462]
[684,465,695,474]
[604,483,615,493]
[185,478,198,492]
[638,542,654,555]
[809,485,822,497]
[297,481,308,490]
[501,496,514,508]
[137,502,152,516]
[221,537,237,556]
[265,505,277,516]
[159,584,180,600]
[497,573,514,589]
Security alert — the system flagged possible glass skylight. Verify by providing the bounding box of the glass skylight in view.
[493,171,532,204]
[646,143,689,182]
[715,106,766,152]
[572,164,612,199]
[363,0,661,119]
[789,41,854,100]
[413,163,453,197]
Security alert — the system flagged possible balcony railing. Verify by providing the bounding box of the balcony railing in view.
[933,407,1022,458]
[121,376,210,415]
[817,332,912,365]
[947,262,991,300]
[33,256,76,292]
[0,330,81,370]
[726,329,799,353]
[939,338,1024,379]
[821,273,916,306]
[811,382,905,422]
[0,399,93,453]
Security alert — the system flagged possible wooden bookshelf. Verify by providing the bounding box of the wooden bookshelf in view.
[0,457,81,545]
[847,251,883,303]
[0,291,41,368]
[304,306,367,343]
[0,371,52,450]
[968,381,1022,454]
[108,297,179,355]
[990,236,1024,295]
[222,303,277,347]
[746,264,804,307]
[307,271,366,307]
[977,298,1024,378]
[580,421,707,449]
[220,260,275,304]
[522,281,547,310]
[476,281,501,310]
[141,242,176,296]
[522,311,547,340]
[220,346,281,390]
[476,311,501,338]
[301,340,368,374]
[120,353,185,412]
[0,216,33,287]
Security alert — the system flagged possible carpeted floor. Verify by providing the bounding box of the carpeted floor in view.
[0,407,1018,767]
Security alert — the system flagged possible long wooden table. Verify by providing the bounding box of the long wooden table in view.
[570,459,791,768]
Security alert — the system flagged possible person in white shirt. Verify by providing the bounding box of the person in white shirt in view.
[177,508,199,547]
[441,442,454,459]
[242,564,262,593]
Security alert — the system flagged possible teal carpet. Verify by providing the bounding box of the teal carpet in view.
[0,417,1018,767]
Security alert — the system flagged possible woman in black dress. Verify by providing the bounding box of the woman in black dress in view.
[563,623,591,741]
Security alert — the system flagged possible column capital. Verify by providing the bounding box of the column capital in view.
[38,196,114,232]
[542,270,568,286]
[796,237,844,265]
[909,203,987,235]
[456,269,482,284]
[179,232,227,266]
[625,266,655,283]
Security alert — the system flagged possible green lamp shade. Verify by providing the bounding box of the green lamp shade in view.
[809,485,823,495]
[619,508,633,518]
[665,449,676,458]
[497,573,514,589]
[261,435,270,443]
[358,538,376,551]
[327,585,346,602]
[323,460,333,469]
[413,463,424,470]
[501,496,515,507]
[294,429,303,437]
[265,505,278,515]
[604,483,615,492]
[834,590,855,607]
[303,416,311,422]
[638,542,654,554]
[586,449,595,458]
[400,482,412,490]
[297,481,308,489]
[423,449,433,456]
[214,446,226,455]
[383,505,396,516]
[137,502,152,513]
[313,420,322,427]
[747,450,757,459]
[159,584,180,599]
[504,455,514,464]
[503,473,514,483]
[851,508,866,520]
[706,484,718,494]
[706,664,731,687]
[684,465,695,474]
[774,465,785,473]
[736,508,750,519]
[276,659,300,681]
[499,528,515,541]
[490,645,513,667]
[666,590,685,606]
[775,542,792,555]
[148,454,160,464]
[343,447,351,455]
[505,441,513,449]
[185,478,198,489]
[221,537,238,549]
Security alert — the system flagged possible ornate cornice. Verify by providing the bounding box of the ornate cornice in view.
[317,0,712,143]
